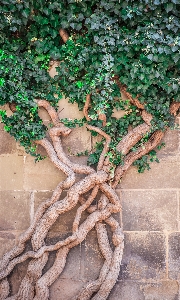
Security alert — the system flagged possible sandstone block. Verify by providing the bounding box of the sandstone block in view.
[81,229,104,281]
[0,232,16,258]
[119,232,166,280]
[120,156,180,189]
[0,154,24,190]
[0,124,16,155]
[119,190,178,231]
[158,128,179,157]
[23,155,66,190]
[50,279,84,300]
[61,245,81,280]
[42,231,82,281]
[140,281,179,300]
[34,191,88,233]
[168,232,180,280]
[8,259,30,295]
[58,97,84,120]
[0,191,31,231]
[62,125,91,155]
[109,280,144,300]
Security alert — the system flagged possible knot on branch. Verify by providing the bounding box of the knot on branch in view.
[49,126,72,138]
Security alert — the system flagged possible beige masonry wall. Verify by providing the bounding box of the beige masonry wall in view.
[0,100,180,300]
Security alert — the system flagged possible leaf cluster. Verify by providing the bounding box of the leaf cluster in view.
[0,0,179,167]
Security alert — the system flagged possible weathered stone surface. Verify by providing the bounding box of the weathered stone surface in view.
[23,155,66,190]
[34,191,56,212]
[43,232,82,281]
[58,97,84,120]
[34,191,88,233]
[0,154,24,190]
[110,280,179,300]
[0,124,16,155]
[38,107,51,127]
[109,280,144,300]
[140,281,179,300]
[34,191,70,233]
[119,190,178,231]
[81,229,104,281]
[112,108,126,119]
[158,128,180,157]
[0,191,31,231]
[119,232,166,280]
[168,232,180,280]
[120,156,180,189]
[0,232,16,258]
[62,125,91,155]
[50,279,84,300]
[61,245,81,280]
[8,259,30,296]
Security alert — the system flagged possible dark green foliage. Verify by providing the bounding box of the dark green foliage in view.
[0,0,179,167]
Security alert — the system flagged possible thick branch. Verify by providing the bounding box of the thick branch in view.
[31,171,108,251]
[34,247,69,300]
[113,77,153,125]
[76,222,113,300]
[72,186,99,232]
[87,125,111,171]
[116,123,150,155]
[113,130,164,187]
[49,127,95,175]
[0,137,76,272]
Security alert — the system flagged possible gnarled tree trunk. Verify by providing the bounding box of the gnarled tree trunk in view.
[0,29,179,300]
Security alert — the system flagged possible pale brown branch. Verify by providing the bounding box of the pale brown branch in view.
[35,138,75,179]
[49,127,95,175]
[11,252,48,300]
[170,101,180,116]
[76,222,113,300]
[34,247,69,300]
[0,207,118,281]
[92,219,124,300]
[72,186,99,232]
[113,130,164,187]
[59,28,69,43]
[92,240,124,300]
[79,196,97,213]
[120,85,153,125]
[37,100,72,136]
[86,125,111,171]
[113,77,153,125]
[113,78,144,109]
[0,279,9,300]
[31,171,108,251]
[83,94,91,121]
[98,111,107,127]
[36,99,60,126]
[116,123,150,155]
[98,194,109,210]
[96,222,113,261]
[0,181,119,281]
[0,138,76,273]
[76,261,110,300]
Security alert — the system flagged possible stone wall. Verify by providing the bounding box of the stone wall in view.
[0,100,180,300]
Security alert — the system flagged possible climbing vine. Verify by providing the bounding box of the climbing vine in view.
[0,1,180,299]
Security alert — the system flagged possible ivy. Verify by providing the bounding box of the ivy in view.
[0,0,179,168]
